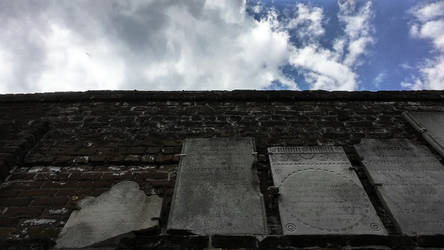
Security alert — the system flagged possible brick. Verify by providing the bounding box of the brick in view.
[146,147,161,154]
[41,181,78,188]
[0,198,31,206]
[0,227,18,239]
[31,197,68,206]
[55,189,91,197]
[8,173,36,181]
[27,226,60,239]
[4,207,43,218]
[79,172,103,180]
[157,154,174,163]
[141,154,156,163]
[0,189,20,198]
[127,146,146,154]
[0,217,18,227]
[124,154,141,163]
[8,181,42,190]
[145,179,173,188]
[20,189,58,197]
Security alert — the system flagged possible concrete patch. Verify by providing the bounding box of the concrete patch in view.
[55,181,162,248]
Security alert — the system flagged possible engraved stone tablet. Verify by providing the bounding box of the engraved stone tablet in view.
[167,137,267,235]
[268,146,386,235]
[404,111,444,158]
[355,139,444,236]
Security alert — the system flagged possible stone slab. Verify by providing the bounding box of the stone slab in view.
[355,139,444,236]
[167,137,267,235]
[56,181,162,248]
[404,111,444,158]
[268,146,386,235]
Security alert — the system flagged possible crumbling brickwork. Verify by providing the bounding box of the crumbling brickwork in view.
[0,90,444,249]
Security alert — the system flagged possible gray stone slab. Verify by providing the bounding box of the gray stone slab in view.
[268,146,386,235]
[355,139,444,236]
[404,111,444,158]
[167,137,267,235]
[56,181,162,248]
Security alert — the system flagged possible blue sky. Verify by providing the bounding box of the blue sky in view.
[0,0,443,93]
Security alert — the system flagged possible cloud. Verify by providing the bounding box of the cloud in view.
[0,0,374,93]
[287,3,325,41]
[288,0,374,90]
[0,0,297,93]
[403,0,444,90]
[372,72,386,88]
[411,0,444,23]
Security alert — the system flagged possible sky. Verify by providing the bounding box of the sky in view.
[0,0,443,93]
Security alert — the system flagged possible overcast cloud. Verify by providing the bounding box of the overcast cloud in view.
[1,0,376,93]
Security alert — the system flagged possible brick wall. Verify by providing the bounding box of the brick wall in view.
[0,90,444,249]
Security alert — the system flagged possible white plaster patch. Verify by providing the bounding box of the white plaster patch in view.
[56,181,162,248]
[108,166,123,171]
[66,167,86,172]
[22,219,57,226]
[28,167,45,173]
[48,208,69,215]
[129,166,156,171]
[48,167,62,173]
[112,171,127,176]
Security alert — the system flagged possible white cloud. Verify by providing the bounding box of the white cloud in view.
[287,3,325,40]
[372,72,386,88]
[37,23,125,92]
[288,0,374,90]
[400,63,413,70]
[289,45,358,90]
[403,0,444,90]
[411,1,444,22]
[0,0,374,93]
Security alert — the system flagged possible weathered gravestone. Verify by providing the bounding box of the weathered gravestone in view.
[268,146,386,235]
[355,139,444,236]
[56,181,162,248]
[167,137,267,235]
[404,111,444,158]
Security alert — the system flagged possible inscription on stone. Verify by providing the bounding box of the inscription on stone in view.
[268,146,386,235]
[355,139,444,236]
[167,137,267,235]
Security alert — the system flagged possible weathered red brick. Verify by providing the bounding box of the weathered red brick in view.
[41,181,78,188]
[4,207,43,218]
[79,172,103,180]
[20,189,58,197]
[27,226,60,239]
[31,197,68,206]
[0,189,20,198]
[0,217,18,227]
[0,198,31,206]
[8,173,35,181]
[55,188,91,197]
[0,227,18,239]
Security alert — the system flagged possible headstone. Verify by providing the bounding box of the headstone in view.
[355,139,444,235]
[56,181,162,248]
[167,137,267,235]
[404,111,444,158]
[268,146,386,235]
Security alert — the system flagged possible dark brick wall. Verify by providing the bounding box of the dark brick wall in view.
[0,90,444,249]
